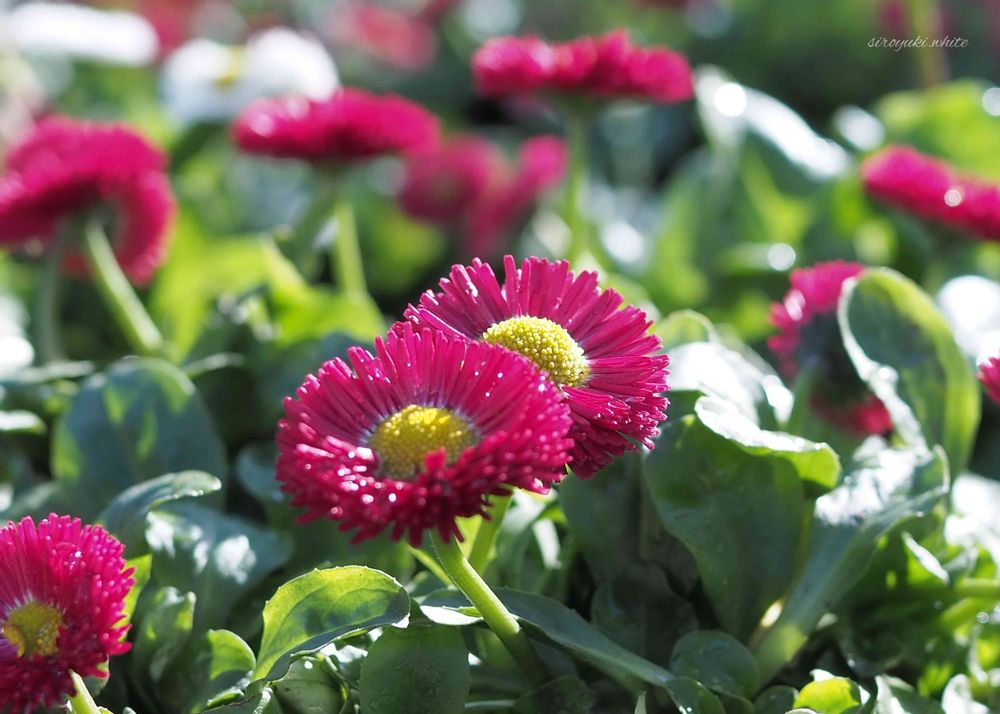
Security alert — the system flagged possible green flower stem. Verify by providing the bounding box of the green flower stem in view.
[564,116,590,266]
[467,492,513,574]
[287,182,340,277]
[82,219,164,358]
[332,194,367,300]
[32,233,71,364]
[68,672,101,714]
[904,0,947,87]
[783,361,820,435]
[954,579,1000,599]
[431,532,548,688]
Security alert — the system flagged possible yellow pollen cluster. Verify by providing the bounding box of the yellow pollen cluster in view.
[3,601,63,658]
[370,405,477,479]
[483,316,589,387]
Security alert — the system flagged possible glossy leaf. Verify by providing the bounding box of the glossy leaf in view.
[359,625,470,714]
[254,566,410,683]
[669,631,760,699]
[161,629,257,714]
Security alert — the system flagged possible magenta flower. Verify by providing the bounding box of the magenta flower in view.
[333,3,437,71]
[232,88,440,164]
[0,515,134,714]
[0,117,175,284]
[399,256,669,477]
[862,146,1000,242]
[472,30,693,104]
[277,326,573,545]
[769,261,893,436]
[399,135,567,258]
[979,355,1000,406]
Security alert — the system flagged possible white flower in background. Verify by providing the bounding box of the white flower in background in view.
[161,27,338,125]
[6,2,158,66]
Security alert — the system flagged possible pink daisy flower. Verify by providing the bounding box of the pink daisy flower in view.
[0,514,134,713]
[398,135,504,224]
[333,3,437,72]
[399,135,567,258]
[769,261,893,436]
[979,355,1000,406]
[0,117,175,285]
[861,146,1000,242]
[472,30,693,104]
[277,326,573,545]
[399,256,669,478]
[232,88,440,164]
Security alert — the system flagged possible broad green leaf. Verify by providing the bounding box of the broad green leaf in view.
[840,268,980,473]
[512,676,596,714]
[793,677,866,714]
[754,686,799,714]
[753,446,948,682]
[670,631,760,699]
[645,399,838,640]
[51,358,226,517]
[420,587,675,693]
[254,566,410,683]
[204,688,280,713]
[98,471,222,554]
[359,625,469,714]
[0,410,44,434]
[132,587,196,684]
[146,501,292,631]
[161,629,256,714]
[122,554,152,627]
[940,675,990,714]
[272,656,349,713]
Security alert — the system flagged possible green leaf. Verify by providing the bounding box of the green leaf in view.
[840,268,980,473]
[359,625,470,714]
[272,656,349,713]
[98,470,222,554]
[512,676,596,714]
[132,586,196,685]
[655,310,719,352]
[754,686,799,714]
[204,688,280,713]
[122,554,152,627]
[0,409,45,434]
[146,501,292,631]
[161,629,257,714]
[670,631,760,699]
[420,587,674,693]
[51,358,226,517]
[753,446,948,683]
[254,566,410,683]
[793,677,866,714]
[873,676,945,714]
[645,399,838,639]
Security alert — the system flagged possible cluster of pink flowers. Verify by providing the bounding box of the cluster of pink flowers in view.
[0,515,133,713]
[278,256,670,543]
[473,30,693,104]
[769,261,893,436]
[332,3,438,71]
[0,117,175,284]
[862,146,1000,242]
[398,135,567,258]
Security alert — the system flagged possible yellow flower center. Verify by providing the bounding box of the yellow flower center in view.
[3,601,63,658]
[370,405,477,479]
[482,316,589,387]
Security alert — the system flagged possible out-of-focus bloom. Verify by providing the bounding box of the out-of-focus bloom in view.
[0,514,133,714]
[277,326,573,544]
[0,117,174,285]
[401,256,669,477]
[862,146,1000,242]
[399,135,566,258]
[398,136,503,223]
[7,3,158,66]
[162,27,339,126]
[232,88,439,163]
[979,355,1000,406]
[769,261,893,435]
[333,3,437,71]
[473,30,693,104]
